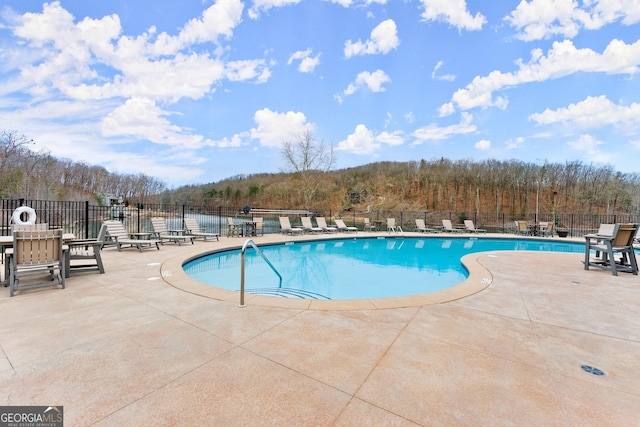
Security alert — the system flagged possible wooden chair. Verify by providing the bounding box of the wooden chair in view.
[8,229,66,297]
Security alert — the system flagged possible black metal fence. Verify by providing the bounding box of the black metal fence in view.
[3,198,640,239]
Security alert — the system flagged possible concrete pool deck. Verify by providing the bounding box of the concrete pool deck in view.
[1,232,639,425]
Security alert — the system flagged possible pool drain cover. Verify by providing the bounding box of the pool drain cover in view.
[580,365,605,376]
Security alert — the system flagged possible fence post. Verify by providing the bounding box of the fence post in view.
[84,201,89,239]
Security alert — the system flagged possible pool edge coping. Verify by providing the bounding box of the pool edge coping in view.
[160,235,500,310]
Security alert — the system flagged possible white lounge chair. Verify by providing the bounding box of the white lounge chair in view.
[316,217,338,233]
[442,219,463,233]
[150,217,194,246]
[184,217,219,241]
[335,219,358,233]
[464,220,486,233]
[301,216,323,234]
[103,220,160,252]
[279,217,304,235]
[415,219,435,233]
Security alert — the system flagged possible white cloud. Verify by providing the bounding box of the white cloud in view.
[442,38,640,114]
[568,134,612,163]
[101,97,209,149]
[327,0,388,7]
[419,0,486,31]
[411,112,477,144]
[377,130,405,146]
[250,108,314,148]
[432,61,456,81]
[506,0,640,41]
[342,69,391,97]
[288,49,321,73]
[505,136,525,150]
[529,95,640,129]
[344,19,399,58]
[475,139,491,150]
[248,0,302,20]
[336,124,379,154]
[336,126,405,155]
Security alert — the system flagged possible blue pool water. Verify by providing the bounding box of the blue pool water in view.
[183,237,585,300]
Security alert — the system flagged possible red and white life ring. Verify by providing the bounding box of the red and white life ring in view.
[12,206,37,225]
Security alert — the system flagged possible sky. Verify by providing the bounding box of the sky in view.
[1,0,639,187]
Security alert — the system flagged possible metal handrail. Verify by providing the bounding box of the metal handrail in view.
[239,239,282,308]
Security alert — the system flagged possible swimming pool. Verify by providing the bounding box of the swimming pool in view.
[183,237,584,300]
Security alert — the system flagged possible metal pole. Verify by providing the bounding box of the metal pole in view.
[239,250,246,308]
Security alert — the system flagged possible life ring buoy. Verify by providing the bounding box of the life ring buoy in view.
[12,206,37,225]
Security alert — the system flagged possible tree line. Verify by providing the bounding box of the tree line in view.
[3,129,640,217]
[1,130,165,204]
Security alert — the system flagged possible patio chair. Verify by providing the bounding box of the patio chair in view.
[316,217,338,233]
[227,217,242,237]
[103,220,160,252]
[415,219,435,233]
[363,218,376,232]
[11,223,49,232]
[65,223,106,276]
[515,220,530,236]
[253,217,264,236]
[464,220,486,233]
[301,216,323,234]
[584,223,638,276]
[150,217,194,246]
[539,222,554,237]
[183,217,219,241]
[442,219,463,233]
[7,229,66,297]
[279,217,304,235]
[335,219,358,233]
[386,218,402,234]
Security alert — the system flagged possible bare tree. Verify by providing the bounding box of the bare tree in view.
[281,131,335,208]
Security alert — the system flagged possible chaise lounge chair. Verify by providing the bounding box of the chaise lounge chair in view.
[442,219,463,233]
[464,220,486,233]
[184,217,220,241]
[335,219,358,233]
[301,216,323,234]
[103,220,160,252]
[150,217,194,246]
[279,217,304,235]
[415,219,435,233]
[316,217,338,233]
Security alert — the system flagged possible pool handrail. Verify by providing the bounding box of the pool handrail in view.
[239,239,282,307]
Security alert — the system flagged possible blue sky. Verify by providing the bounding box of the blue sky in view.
[1,1,639,187]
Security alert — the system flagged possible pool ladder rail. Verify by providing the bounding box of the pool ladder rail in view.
[239,239,282,308]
